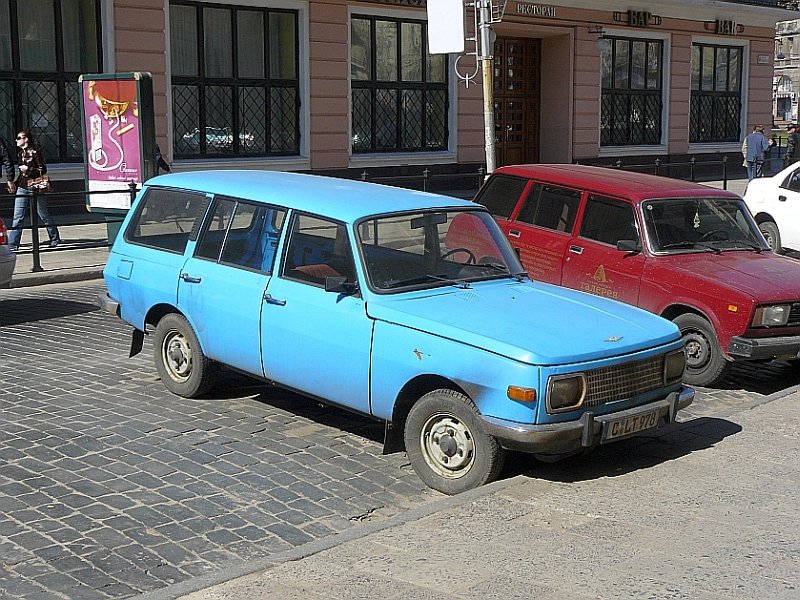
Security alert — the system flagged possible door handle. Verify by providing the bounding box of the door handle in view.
[568,245,584,255]
[779,195,787,202]
[509,229,521,238]
[264,294,286,306]
[179,272,201,283]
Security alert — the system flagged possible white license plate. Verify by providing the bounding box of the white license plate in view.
[602,409,660,442]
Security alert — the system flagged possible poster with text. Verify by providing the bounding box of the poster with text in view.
[82,78,142,210]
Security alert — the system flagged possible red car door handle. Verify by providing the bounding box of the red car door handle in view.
[509,229,521,238]
[568,245,584,255]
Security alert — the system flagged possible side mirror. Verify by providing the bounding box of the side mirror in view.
[616,239,641,253]
[325,276,358,295]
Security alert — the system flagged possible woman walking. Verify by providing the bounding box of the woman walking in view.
[7,129,60,250]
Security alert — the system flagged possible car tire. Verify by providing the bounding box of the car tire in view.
[758,221,783,254]
[404,389,505,495]
[673,313,730,388]
[153,313,214,398]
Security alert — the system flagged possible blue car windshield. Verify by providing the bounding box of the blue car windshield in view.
[357,209,526,292]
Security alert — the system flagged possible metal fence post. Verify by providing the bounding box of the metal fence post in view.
[129,180,137,206]
[722,155,728,190]
[422,168,429,192]
[478,166,485,188]
[29,193,43,273]
[654,158,661,177]
[690,157,696,182]
[361,170,368,182]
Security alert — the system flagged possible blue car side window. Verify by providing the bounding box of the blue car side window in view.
[282,214,356,286]
[195,196,286,273]
[124,188,210,254]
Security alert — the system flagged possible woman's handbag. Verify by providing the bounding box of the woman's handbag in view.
[29,175,52,193]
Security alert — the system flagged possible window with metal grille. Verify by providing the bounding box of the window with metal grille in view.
[690,43,742,143]
[600,36,663,146]
[170,1,299,158]
[0,0,102,163]
[350,15,449,153]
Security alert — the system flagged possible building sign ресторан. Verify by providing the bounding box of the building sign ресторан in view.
[515,2,556,17]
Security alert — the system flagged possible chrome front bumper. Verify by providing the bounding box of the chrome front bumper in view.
[479,385,695,455]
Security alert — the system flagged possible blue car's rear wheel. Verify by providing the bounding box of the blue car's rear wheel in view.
[405,389,505,495]
[153,313,214,398]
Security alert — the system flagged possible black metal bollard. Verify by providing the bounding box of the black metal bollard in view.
[29,193,43,273]
[722,155,728,190]
[690,157,696,182]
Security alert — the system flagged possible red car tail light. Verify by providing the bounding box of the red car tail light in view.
[0,217,8,246]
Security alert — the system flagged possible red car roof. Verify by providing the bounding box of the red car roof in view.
[494,164,741,203]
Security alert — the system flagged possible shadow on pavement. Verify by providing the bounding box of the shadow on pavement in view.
[713,360,799,395]
[0,297,99,326]
[503,416,741,484]
[204,369,386,445]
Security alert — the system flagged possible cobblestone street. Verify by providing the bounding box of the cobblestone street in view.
[1,281,798,599]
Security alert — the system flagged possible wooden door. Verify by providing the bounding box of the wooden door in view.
[493,38,541,167]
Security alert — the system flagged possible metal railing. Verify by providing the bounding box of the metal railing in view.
[606,156,734,187]
[359,167,486,197]
[606,147,789,188]
[7,182,135,273]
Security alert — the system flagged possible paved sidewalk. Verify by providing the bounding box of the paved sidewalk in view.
[7,177,750,289]
[145,387,799,600]
[9,219,111,288]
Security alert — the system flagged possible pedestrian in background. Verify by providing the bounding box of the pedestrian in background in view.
[0,137,14,193]
[7,130,61,250]
[785,123,799,166]
[744,124,770,180]
[155,144,171,174]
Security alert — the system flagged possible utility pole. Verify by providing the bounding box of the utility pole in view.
[478,0,496,174]
[437,0,504,175]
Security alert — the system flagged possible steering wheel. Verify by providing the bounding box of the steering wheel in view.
[700,229,729,241]
[441,247,477,264]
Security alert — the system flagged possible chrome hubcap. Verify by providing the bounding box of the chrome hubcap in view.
[420,413,475,479]
[162,331,192,381]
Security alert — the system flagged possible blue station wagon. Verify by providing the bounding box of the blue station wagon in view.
[100,171,694,494]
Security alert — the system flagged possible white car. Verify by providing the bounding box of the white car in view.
[0,216,16,288]
[742,161,800,253]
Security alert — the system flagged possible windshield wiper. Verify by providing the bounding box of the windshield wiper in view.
[468,262,509,272]
[384,274,471,290]
[728,240,763,253]
[660,240,721,254]
[660,240,695,250]
[464,262,530,282]
[692,242,722,254]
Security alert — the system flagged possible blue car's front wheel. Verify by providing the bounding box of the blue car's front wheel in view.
[404,389,505,495]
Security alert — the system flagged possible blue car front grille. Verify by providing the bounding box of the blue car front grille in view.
[585,354,665,406]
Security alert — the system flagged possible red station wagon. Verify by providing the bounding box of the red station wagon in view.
[475,164,800,387]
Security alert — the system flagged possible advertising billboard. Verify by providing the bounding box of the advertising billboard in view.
[79,72,155,211]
